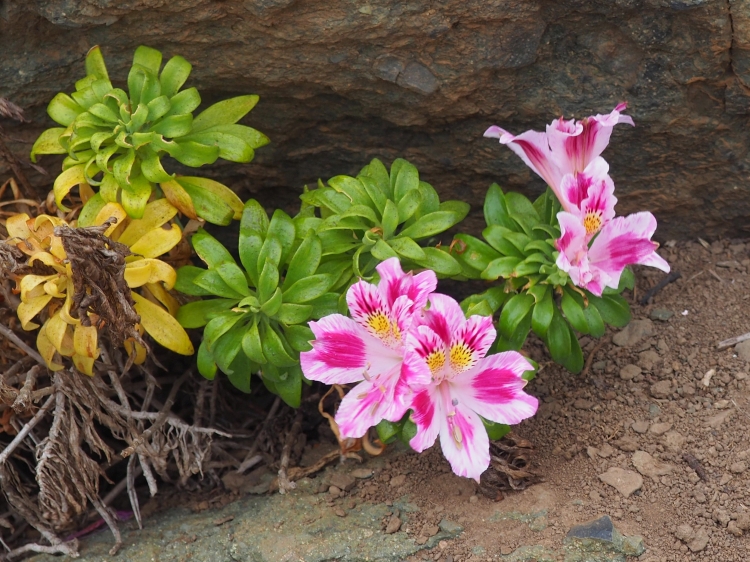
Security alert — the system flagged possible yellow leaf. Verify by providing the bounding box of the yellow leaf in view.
[37,325,65,371]
[46,312,75,356]
[73,354,96,376]
[129,223,182,258]
[20,274,57,302]
[124,258,176,289]
[73,323,100,360]
[143,282,180,316]
[160,179,197,219]
[79,182,95,203]
[53,164,86,212]
[132,291,194,355]
[93,202,128,236]
[124,339,148,365]
[178,176,243,220]
[49,235,67,260]
[17,293,53,330]
[43,277,67,298]
[5,213,31,239]
[117,198,178,247]
[29,252,66,273]
[59,278,81,326]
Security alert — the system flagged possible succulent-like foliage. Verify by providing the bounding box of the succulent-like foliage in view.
[299,158,469,278]
[175,200,348,407]
[451,185,634,373]
[4,200,193,375]
[31,45,269,225]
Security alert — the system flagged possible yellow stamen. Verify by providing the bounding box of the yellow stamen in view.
[426,350,446,374]
[583,210,602,235]
[449,343,473,372]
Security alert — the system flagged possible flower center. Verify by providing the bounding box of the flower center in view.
[583,210,602,235]
[366,311,401,345]
[426,349,446,375]
[449,342,473,373]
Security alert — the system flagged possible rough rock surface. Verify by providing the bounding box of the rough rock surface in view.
[0,1,750,239]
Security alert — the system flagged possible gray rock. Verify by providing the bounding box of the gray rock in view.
[0,1,746,242]
[619,364,641,381]
[632,450,673,479]
[649,308,674,321]
[737,340,750,362]
[649,422,672,435]
[675,524,710,553]
[663,430,686,453]
[564,515,646,561]
[730,461,747,474]
[329,472,356,492]
[613,320,655,347]
[650,380,672,398]
[632,421,650,434]
[638,350,661,371]
[598,468,643,497]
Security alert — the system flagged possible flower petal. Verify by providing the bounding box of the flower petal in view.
[451,352,538,426]
[438,402,490,482]
[448,314,495,374]
[409,386,441,453]
[406,323,448,378]
[588,212,670,290]
[375,257,437,313]
[301,314,400,385]
[347,278,407,347]
[421,293,465,345]
[335,371,407,439]
[484,126,563,195]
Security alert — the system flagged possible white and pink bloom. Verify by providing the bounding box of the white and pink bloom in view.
[300,258,436,439]
[483,103,633,214]
[558,158,617,239]
[404,294,538,482]
[556,211,670,296]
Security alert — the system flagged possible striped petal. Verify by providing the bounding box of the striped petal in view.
[347,278,410,347]
[448,314,496,374]
[420,293,465,345]
[375,257,436,313]
[450,353,538,426]
[438,394,490,482]
[301,314,401,385]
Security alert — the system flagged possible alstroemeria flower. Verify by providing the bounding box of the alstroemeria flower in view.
[483,103,633,209]
[559,157,617,239]
[300,258,437,438]
[556,211,670,296]
[404,294,538,482]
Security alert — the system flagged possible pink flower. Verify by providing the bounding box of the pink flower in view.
[556,211,670,296]
[300,258,436,438]
[558,157,617,238]
[484,103,633,210]
[403,294,538,482]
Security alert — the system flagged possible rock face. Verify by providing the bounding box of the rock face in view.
[1,1,749,239]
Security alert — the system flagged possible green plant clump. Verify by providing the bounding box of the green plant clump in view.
[31,45,269,225]
[452,185,634,373]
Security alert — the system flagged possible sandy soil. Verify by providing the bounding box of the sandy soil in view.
[319,237,750,562]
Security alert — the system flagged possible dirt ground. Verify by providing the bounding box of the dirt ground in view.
[306,236,750,562]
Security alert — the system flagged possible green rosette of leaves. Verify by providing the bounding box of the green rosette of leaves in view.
[298,158,469,279]
[452,184,634,374]
[31,45,269,225]
[174,200,348,407]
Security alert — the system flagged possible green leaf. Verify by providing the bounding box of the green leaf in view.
[274,365,303,408]
[192,95,259,132]
[168,140,220,167]
[452,234,500,272]
[260,320,298,367]
[282,274,334,304]
[388,236,426,260]
[85,46,110,80]
[77,193,107,227]
[484,183,508,226]
[460,287,508,316]
[397,188,422,223]
[112,148,136,188]
[47,93,84,126]
[371,239,398,261]
[283,324,314,352]
[483,225,524,258]
[257,237,282,274]
[121,173,152,219]
[194,270,246,299]
[328,175,371,207]
[498,293,534,340]
[167,87,201,116]
[415,181,441,218]
[505,192,540,220]
[241,199,270,235]
[204,311,244,352]
[342,204,379,224]
[524,239,554,257]
[30,128,66,162]
[482,418,511,441]
[239,233,263,287]
[283,231,322,290]
[309,293,340,319]
[360,158,392,199]
[381,199,399,239]
[133,45,163,75]
[561,288,589,335]
[375,419,401,444]
[191,229,235,268]
[146,95,171,121]
[414,247,462,276]
[175,265,213,296]
[214,321,247,374]
[399,210,464,241]
[481,256,521,280]
[258,260,280,304]
[216,262,251,296]
[180,130,254,162]
[275,303,313,325]
[582,300,606,338]
[160,55,192,98]
[392,159,419,201]
[589,293,631,327]
[177,298,239,329]
[358,176,387,215]
[176,175,242,224]
[197,339,217,379]
[546,309,584,373]
[531,285,554,337]
[151,114,193,138]
[260,287,283,316]
[193,124,269,149]
[267,210,296,264]
[242,319,266,364]
[226,352,253,393]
